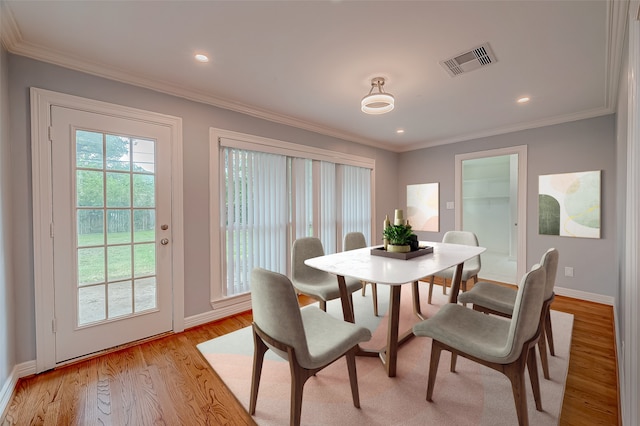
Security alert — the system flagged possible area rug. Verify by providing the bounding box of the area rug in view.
[197,284,574,425]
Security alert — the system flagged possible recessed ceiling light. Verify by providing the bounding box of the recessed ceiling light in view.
[517,96,530,104]
[396,129,405,134]
[195,54,209,63]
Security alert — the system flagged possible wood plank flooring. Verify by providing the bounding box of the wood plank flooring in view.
[1,287,620,425]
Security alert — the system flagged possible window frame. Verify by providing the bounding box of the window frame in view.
[209,128,375,314]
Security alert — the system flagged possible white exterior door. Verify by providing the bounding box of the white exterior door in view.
[49,105,173,363]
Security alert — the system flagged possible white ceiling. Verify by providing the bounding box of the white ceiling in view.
[0,1,626,152]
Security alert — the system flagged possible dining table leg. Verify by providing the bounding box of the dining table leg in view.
[447,262,465,304]
[337,275,355,323]
[385,285,402,377]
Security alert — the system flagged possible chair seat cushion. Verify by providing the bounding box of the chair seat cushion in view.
[293,275,362,301]
[299,307,372,369]
[413,304,520,364]
[458,281,516,315]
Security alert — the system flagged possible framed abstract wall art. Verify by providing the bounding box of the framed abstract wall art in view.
[538,170,601,238]
[406,183,439,232]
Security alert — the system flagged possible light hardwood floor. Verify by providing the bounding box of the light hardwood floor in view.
[1,285,620,425]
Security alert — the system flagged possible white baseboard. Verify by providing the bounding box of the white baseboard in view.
[184,299,252,329]
[0,360,36,419]
[554,286,615,305]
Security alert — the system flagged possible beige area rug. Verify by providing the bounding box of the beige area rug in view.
[197,283,574,425]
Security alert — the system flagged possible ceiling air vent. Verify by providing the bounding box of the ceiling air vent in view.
[440,42,497,77]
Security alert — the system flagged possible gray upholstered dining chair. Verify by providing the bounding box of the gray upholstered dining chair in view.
[343,232,379,316]
[413,263,547,426]
[458,248,559,379]
[291,237,362,317]
[425,230,481,304]
[249,267,372,426]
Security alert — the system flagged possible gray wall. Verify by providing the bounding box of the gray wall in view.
[399,115,617,297]
[7,54,399,363]
[1,43,16,388]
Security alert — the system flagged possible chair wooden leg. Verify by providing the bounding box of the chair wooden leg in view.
[289,361,313,426]
[505,360,529,426]
[537,327,551,380]
[426,341,443,401]
[526,345,543,411]
[319,300,326,311]
[544,308,555,356]
[345,348,361,408]
[442,278,448,295]
[250,328,269,415]
[450,353,457,372]
[371,283,379,316]
[361,281,366,296]
[427,276,435,304]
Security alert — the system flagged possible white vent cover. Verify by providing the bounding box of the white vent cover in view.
[440,42,497,77]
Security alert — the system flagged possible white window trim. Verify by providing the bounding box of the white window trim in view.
[209,128,376,313]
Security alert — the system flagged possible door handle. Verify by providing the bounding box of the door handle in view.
[160,238,169,245]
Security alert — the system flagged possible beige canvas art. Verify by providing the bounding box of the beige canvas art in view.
[406,183,439,232]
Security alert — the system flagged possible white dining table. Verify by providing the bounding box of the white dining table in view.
[305,241,486,377]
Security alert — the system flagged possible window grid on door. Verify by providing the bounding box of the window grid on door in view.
[74,130,158,326]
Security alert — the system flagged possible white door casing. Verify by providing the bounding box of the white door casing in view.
[31,88,184,371]
[455,146,527,284]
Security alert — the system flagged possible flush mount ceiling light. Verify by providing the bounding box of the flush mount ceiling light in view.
[361,77,395,114]
[194,53,209,63]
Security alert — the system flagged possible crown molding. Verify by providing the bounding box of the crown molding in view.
[0,0,623,155]
[0,1,21,50]
[0,1,390,153]
[400,106,615,152]
[604,0,630,109]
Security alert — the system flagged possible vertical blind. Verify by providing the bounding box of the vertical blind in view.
[221,146,371,297]
[223,148,288,295]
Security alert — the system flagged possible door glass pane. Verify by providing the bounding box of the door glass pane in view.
[106,135,131,171]
[76,130,103,169]
[77,247,105,285]
[107,210,131,244]
[78,285,106,324]
[77,210,104,247]
[132,138,155,173]
[75,129,158,326]
[134,243,155,277]
[134,210,155,242]
[77,171,104,207]
[108,281,133,318]
[133,174,155,207]
[135,277,157,312]
[106,172,130,207]
[107,245,132,281]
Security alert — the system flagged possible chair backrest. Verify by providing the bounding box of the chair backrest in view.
[344,232,367,251]
[291,237,329,284]
[442,230,481,271]
[539,248,559,300]
[251,267,310,362]
[502,263,546,363]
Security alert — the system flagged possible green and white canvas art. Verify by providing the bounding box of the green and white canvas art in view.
[538,170,601,238]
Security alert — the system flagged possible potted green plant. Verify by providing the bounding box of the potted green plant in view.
[383,224,415,253]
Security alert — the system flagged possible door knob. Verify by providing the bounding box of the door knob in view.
[160,238,169,245]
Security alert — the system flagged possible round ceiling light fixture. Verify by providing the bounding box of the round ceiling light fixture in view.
[361,77,395,114]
